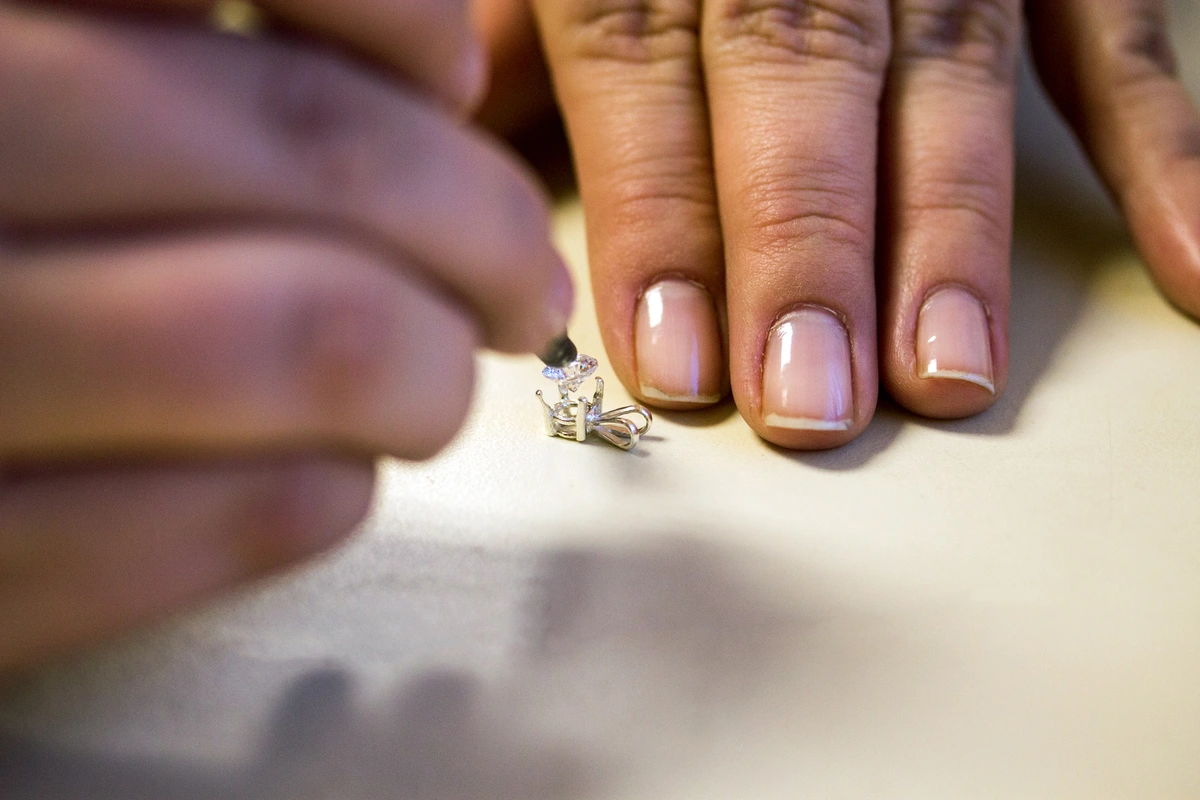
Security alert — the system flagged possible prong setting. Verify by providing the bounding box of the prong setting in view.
[536,356,652,451]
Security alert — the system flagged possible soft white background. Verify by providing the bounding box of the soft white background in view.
[2,6,1200,798]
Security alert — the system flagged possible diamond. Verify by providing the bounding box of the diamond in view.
[542,354,598,393]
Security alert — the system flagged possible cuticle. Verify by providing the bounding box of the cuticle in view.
[919,282,993,320]
[767,302,852,335]
[634,273,714,303]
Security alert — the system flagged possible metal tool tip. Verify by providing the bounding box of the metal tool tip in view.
[538,333,578,368]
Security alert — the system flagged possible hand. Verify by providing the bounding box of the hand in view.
[0,0,572,674]
[520,0,1200,447]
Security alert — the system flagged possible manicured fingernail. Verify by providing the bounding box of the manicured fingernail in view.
[762,307,853,431]
[635,279,724,404]
[917,286,994,393]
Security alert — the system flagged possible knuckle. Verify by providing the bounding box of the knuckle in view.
[282,275,400,423]
[904,178,1010,244]
[257,49,386,206]
[404,320,476,460]
[709,0,889,73]
[894,0,1021,82]
[748,206,868,258]
[604,152,719,226]
[738,162,871,254]
[561,0,700,64]
[231,462,371,568]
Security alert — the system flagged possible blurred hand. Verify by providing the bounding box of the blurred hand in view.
[498,0,1200,447]
[0,0,572,674]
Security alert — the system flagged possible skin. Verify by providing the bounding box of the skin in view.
[0,0,573,675]
[4,0,1198,674]
[482,0,1200,448]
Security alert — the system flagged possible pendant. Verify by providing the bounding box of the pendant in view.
[536,355,652,451]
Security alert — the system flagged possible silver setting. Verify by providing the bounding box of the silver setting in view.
[537,356,652,451]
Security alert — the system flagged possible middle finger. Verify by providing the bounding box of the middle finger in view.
[702,0,891,448]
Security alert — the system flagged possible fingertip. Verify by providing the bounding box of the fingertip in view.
[751,420,873,452]
[484,247,576,356]
[884,284,1006,420]
[889,375,1002,420]
[744,305,877,450]
[390,301,478,461]
[233,458,375,570]
[288,458,376,552]
[532,250,577,348]
[1130,166,1200,321]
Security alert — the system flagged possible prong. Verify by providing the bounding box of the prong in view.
[575,397,589,442]
[535,390,556,437]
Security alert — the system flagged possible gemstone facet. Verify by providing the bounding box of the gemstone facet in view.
[541,354,598,393]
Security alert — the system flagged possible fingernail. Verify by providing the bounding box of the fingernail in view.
[916,286,995,393]
[762,307,853,431]
[635,279,723,404]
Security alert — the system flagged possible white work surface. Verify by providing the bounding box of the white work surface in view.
[4,27,1200,800]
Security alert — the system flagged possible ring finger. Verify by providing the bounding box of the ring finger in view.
[879,0,1021,418]
[703,0,891,447]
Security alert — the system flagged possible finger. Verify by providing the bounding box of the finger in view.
[54,0,487,112]
[0,457,372,674]
[701,0,891,447]
[0,233,478,464]
[0,6,570,354]
[878,0,1020,418]
[473,0,555,136]
[1027,0,1200,319]
[530,0,728,408]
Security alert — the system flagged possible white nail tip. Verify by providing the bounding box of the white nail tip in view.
[762,413,853,431]
[639,386,722,404]
[918,368,996,394]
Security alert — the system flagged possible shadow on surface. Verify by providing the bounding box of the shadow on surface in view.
[0,667,591,800]
[921,184,1132,439]
[654,398,740,428]
[770,396,907,472]
[0,537,826,800]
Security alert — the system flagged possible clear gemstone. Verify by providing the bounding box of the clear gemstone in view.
[542,354,598,392]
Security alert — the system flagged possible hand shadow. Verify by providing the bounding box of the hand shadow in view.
[0,667,591,800]
[0,535,839,800]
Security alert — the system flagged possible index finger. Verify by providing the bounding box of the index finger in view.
[54,0,486,111]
